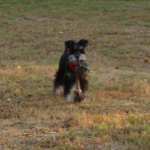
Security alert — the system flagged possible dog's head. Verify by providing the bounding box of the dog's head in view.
[66,39,89,77]
[68,53,89,79]
[64,39,88,55]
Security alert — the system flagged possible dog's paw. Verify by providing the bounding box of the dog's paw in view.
[64,94,72,103]
[53,90,60,96]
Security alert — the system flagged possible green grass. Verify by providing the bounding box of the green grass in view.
[0,0,150,149]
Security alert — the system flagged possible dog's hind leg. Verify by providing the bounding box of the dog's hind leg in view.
[53,52,70,96]
[53,69,64,95]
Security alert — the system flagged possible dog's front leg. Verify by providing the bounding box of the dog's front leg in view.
[80,78,88,99]
[63,73,75,102]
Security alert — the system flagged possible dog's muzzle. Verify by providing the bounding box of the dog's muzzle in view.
[68,54,90,78]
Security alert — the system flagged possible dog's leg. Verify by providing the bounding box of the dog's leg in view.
[53,69,64,96]
[80,78,88,99]
[63,74,75,102]
[53,52,70,96]
[64,92,73,103]
[53,86,60,96]
[63,83,74,102]
[53,79,61,96]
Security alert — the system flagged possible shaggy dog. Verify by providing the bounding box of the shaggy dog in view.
[53,39,89,102]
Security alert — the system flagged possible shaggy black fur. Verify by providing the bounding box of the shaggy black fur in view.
[53,39,89,102]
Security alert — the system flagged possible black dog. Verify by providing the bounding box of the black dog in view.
[53,39,89,102]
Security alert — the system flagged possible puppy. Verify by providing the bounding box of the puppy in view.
[53,39,89,102]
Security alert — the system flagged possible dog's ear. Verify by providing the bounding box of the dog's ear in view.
[78,39,88,48]
[65,40,75,49]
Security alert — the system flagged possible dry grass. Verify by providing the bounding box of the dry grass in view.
[0,0,150,149]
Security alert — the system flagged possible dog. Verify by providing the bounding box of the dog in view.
[53,39,89,102]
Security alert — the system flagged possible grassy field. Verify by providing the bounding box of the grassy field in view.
[0,0,150,149]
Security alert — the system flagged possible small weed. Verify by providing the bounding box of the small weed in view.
[24,129,30,134]
[116,47,133,55]
[28,76,45,83]
[6,86,13,93]
[102,51,111,56]
[112,82,122,91]
[39,127,50,133]
[94,123,110,136]
[110,119,119,128]
[0,61,7,67]
[8,52,21,59]
[27,49,37,55]
[141,124,150,132]
[124,124,137,134]
[128,114,147,124]
[127,131,140,143]
[89,76,99,90]
[123,21,136,26]
[148,74,150,82]
[145,23,150,27]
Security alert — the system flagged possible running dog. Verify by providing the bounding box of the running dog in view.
[53,39,89,102]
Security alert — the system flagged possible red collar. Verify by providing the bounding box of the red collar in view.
[68,63,76,73]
